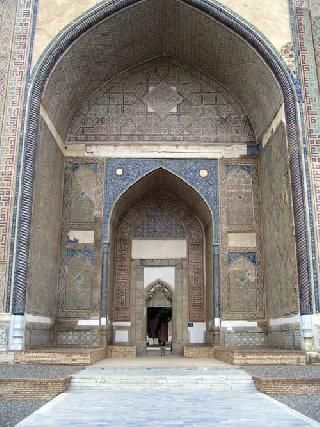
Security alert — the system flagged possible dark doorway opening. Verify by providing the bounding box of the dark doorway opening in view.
[147,307,172,344]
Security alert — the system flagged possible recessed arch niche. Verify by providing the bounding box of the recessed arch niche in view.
[108,168,213,353]
[9,0,311,352]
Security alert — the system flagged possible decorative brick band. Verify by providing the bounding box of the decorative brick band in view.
[14,347,106,365]
[107,345,137,358]
[12,0,311,316]
[0,377,71,400]
[183,346,215,358]
[254,377,320,395]
[214,347,307,365]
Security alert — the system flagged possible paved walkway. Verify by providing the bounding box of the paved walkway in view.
[17,357,319,427]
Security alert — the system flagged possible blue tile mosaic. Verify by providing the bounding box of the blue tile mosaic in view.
[228,252,256,265]
[103,159,219,243]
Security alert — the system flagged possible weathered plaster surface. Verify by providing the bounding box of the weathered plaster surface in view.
[26,119,64,316]
[32,0,291,66]
[221,0,291,50]
[260,123,299,318]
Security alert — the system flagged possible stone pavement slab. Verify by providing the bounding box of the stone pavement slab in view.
[17,388,319,426]
[16,357,320,427]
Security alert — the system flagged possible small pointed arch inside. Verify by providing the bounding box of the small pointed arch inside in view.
[146,279,173,303]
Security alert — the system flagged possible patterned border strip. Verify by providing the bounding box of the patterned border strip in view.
[290,1,320,312]
[11,0,312,315]
[1,0,39,313]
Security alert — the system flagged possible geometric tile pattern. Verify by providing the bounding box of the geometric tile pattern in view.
[42,0,281,142]
[224,331,265,347]
[58,160,103,318]
[0,0,17,312]
[104,159,219,242]
[291,0,320,311]
[220,159,264,320]
[57,330,100,346]
[68,58,255,144]
[12,0,310,321]
[0,0,16,133]
[114,191,205,322]
[0,0,38,312]
[142,82,183,116]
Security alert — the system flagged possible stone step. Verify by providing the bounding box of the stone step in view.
[70,367,256,392]
[69,381,256,391]
[71,378,253,384]
[70,387,257,392]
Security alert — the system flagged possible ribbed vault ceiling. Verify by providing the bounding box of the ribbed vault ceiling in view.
[42,0,282,141]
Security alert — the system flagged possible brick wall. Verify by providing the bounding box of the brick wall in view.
[0,377,71,399]
[254,377,320,394]
[183,346,215,358]
[214,347,306,365]
[14,347,105,365]
[107,346,136,358]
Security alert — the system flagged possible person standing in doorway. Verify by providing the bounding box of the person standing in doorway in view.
[160,339,166,356]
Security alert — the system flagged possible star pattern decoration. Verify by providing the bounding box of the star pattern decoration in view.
[142,82,183,117]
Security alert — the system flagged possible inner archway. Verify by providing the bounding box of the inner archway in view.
[109,168,213,355]
[146,280,173,353]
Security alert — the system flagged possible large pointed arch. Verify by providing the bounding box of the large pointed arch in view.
[12,0,311,317]
[107,167,214,318]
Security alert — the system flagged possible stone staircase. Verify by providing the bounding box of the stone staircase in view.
[70,366,256,392]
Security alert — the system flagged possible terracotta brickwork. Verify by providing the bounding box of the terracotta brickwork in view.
[0,377,70,399]
[107,346,137,358]
[183,346,215,358]
[14,348,106,365]
[214,347,306,365]
[254,377,320,395]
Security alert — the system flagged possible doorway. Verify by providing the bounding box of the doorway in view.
[146,307,172,349]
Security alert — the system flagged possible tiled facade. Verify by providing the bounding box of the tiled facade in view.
[1,0,320,353]
[0,0,38,313]
[220,159,263,321]
[68,58,254,144]
[260,123,299,318]
[290,0,320,311]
